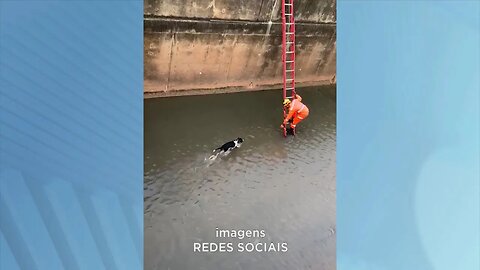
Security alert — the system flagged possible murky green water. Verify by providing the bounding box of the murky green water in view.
[144,86,336,270]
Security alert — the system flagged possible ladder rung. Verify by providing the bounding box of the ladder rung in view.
[286,32,294,34]
[285,3,292,5]
[286,51,294,53]
[285,13,293,16]
[286,23,294,25]
[286,79,293,81]
[286,69,294,72]
[286,88,294,91]
[286,61,294,63]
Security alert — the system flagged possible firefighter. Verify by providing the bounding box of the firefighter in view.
[280,94,309,132]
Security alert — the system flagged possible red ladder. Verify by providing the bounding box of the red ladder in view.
[282,0,296,136]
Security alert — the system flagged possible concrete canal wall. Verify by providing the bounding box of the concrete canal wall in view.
[144,0,336,97]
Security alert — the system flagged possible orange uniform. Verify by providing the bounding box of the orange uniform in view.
[283,95,309,128]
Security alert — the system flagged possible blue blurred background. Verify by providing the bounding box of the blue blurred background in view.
[338,1,479,270]
[0,1,143,270]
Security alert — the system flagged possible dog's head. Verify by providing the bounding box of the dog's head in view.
[236,137,244,144]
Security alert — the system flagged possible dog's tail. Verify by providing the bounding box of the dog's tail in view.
[209,147,222,161]
[208,151,220,161]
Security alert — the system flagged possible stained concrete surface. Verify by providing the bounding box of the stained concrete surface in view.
[144,0,336,95]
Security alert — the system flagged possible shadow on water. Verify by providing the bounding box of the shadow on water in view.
[144,86,336,270]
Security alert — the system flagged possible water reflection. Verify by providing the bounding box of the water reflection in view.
[145,86,336,270]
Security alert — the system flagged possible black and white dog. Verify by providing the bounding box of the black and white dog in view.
[209,137,244,160]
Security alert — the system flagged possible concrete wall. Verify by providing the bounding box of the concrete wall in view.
[144,0,336,95]
[145,0,336,22]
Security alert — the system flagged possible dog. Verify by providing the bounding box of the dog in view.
[208,138,244,160]
[215,137,243,153]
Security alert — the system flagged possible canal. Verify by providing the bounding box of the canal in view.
[144,86,336,270]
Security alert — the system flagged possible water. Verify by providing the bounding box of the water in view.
[144,86,336,270]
